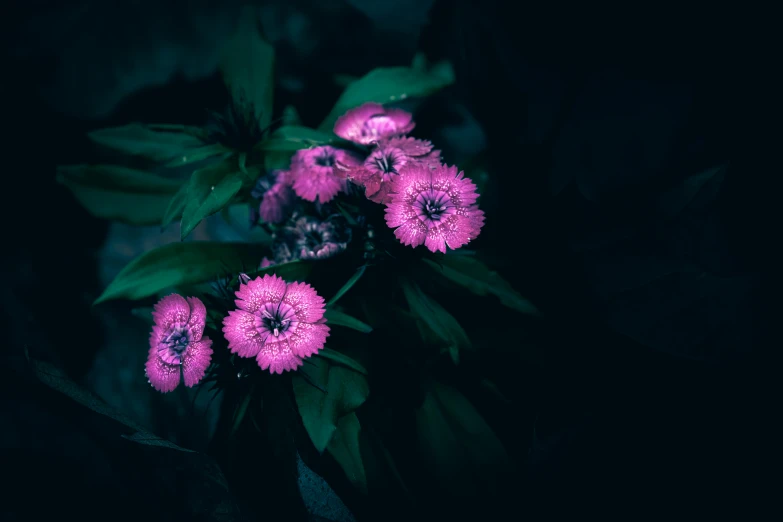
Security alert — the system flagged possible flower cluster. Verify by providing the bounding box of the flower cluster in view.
[336,103,484,253]
[146,274,329,392]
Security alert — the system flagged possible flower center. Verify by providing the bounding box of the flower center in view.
[255,302,297,339]
[315,153,336,167]
[414,190,454,223]
[158,324,191,364]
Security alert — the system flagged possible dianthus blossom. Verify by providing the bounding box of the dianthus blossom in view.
[272,215,352,262]
[222,274,329,374]
[339,137,441,205]
[384,164,485,253]
[333,102,415,145]
[251,170,295,224]
[290,146,360,203]
[145,294,213,393]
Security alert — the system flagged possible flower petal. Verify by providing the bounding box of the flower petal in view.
[145,350,180,393]
[222,309,265,358]
[182,337,213,387]
[186,296,207,341]
[256,340,304,374]
[282,281,327,323]
[152,294,190,329]
[288,322,329,359]
[235,274,288,313]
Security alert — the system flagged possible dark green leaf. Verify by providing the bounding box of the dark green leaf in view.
[161,182,189,229]
[282,105,302,126]
[164,143,230,168]
[327,413,368,494]
[57,164,183,226]
[94,241,266,303]
[293,356,369,452]
[220,204,273,244]
[258,125,339,151]
[121,432,195,453]
[317,348,368,376]
[181,161,244,239]
[423,256,540,316]
[324,309,373,333]
[327,265,367,306]
[400,278,471,354]
[219,6,275,129]
[656,165,726,218]
[130,307,154,325]
[416,381,513,497]
[318,59,455,132]
[88,123,207,163]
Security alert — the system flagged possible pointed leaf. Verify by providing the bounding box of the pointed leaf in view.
[327,413,368,494]
[423,256,540,315]
[416,381,513,497]
[164,143,230,168]
[257,125,340,151]
[656,165,727,218]
[327,265,367,306]
[180,161,244,239]
[293,356,369,453]
[88,123,207,163]
[57,164,183,226]
[161,182,189,229]
[318,59,455,132]
[324,309,373,333]
[317,348,368,376]
[400,278,471,353]
[219,6,275,129]
[94,241,266,304]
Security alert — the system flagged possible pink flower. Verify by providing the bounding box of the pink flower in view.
[258,171,295,224]
[145,294,213,393]
[333,102,416,145]
[339,137,441,205]
[291,146,360,203]
[238,257,275,284]
[384,164,485,253]
[222,274,330,374]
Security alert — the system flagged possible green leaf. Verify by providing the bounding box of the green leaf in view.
[219,6,275,129]
[220,204,273,244]
[94,241,266,304]
[164,143,230,168]
[317,348,368,376]
[423,257,540,316]
[324,309,373,333]
[130,307,154,325]
[88,124,207,163]
[318,58,455,132]
[416,381,513,497]
[656,165,726,218]
[121,432,196,453]
[400,278,471,355]
[57,164,183,226]
[180,161,245,239]
[293,356,369,452]
[257,125,339,151]
[282,105,302,126]
[161,182,189,229]
[327,265,367,306]
[327,413,368,494]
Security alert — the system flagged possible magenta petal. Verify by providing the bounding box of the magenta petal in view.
[288,322,329,359]
[382,136,433,157]
[152,294,190,330]
[222,310,265,358]
[235,274,288,313]
[256,340,304,374]
[282,282,327,323]
[259,182,295,224]
[260,257,274,268]
[186,296,207,342]
[333,102,415,145]
[145,349,181,393]
[182,338,213,387]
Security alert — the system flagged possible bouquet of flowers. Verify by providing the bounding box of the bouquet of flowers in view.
[55,13,538,519]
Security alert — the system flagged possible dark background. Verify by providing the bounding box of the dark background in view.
[2,1,775,520]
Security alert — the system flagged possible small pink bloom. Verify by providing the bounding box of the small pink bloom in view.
[333,102,416,145]
[146,294,213,393]
[291,146,360,203]
[260,256,275,268]
[340,137,441,205]
[384,164,485,253]
[222,274,330,374]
